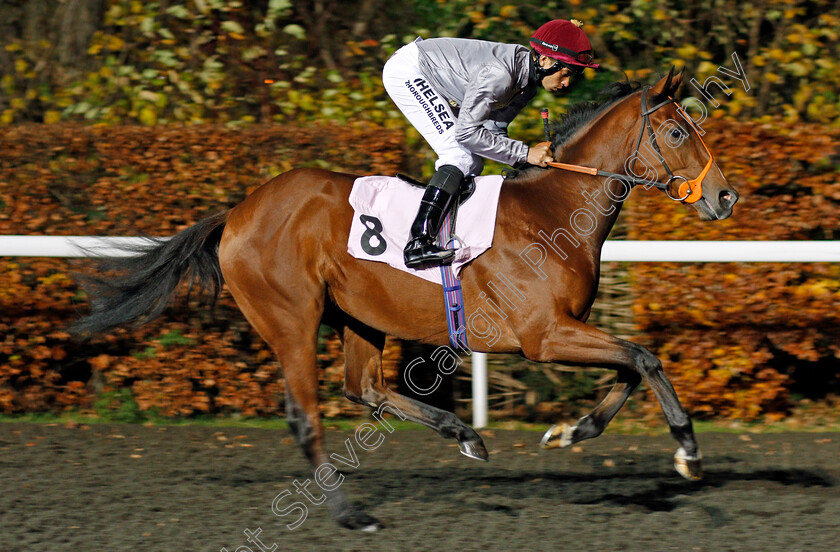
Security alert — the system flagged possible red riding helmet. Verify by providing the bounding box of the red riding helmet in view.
[530,19,599,69]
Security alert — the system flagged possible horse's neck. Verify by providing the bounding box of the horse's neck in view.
[558,93,639,175]
[547,101,638,246]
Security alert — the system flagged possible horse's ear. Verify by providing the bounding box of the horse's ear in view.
[649,66,683,101]
[669,66,685,95]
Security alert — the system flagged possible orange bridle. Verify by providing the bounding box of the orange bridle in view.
[546,87,714,204]
[668,101,713,203]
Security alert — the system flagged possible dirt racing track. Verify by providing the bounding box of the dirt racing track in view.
[1,423,837,552]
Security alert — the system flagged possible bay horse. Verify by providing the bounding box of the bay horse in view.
[73,70,738,530]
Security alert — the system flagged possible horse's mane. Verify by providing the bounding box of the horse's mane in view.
[550,80,643,149]
[508,79,647,182]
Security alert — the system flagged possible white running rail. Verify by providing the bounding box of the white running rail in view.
[2,237,839,262]
[3,236,839,428]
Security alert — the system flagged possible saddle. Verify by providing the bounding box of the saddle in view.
[346,173,503,285]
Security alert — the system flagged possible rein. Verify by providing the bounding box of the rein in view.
[545,86,714,204]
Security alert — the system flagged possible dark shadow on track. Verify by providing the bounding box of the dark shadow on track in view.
[211,461,836,516]
[569,468,836,512]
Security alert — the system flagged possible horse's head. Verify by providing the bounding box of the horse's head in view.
[642,68,739,220]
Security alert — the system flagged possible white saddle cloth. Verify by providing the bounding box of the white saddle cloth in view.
[347,175,504,285]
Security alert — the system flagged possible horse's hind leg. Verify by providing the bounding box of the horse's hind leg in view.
[225,285,381,531]
[528,317,702,480]
[540,368,641,448]
[342,319,488,461]
[281,354,381,531]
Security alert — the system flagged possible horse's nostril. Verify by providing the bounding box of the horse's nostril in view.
[719,190,737,207]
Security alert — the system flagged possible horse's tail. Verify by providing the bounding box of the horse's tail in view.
[70,210,229,337]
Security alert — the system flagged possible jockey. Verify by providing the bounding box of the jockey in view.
[383,19,599,269]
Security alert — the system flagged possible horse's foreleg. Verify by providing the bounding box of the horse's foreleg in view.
[342,321,488,461]
[526,317,702,480]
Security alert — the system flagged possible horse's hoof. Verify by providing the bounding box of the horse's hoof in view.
[335,508,383,532]
[674,447,703,481]
[458,437,489,461]
[540,424,575,449]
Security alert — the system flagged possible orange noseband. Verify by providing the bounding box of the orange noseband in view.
[669,101,714,204]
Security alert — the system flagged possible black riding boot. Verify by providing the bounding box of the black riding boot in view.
[404,165,464,269]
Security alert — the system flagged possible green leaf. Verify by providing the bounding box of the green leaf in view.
[269,0,293,13]
[137,90,160,102]
[221,21,245,34]
[165,5,190,19]
[153,50,179,68]
[283,24,306,40]
[140,16,155,34]
[242,46,267,62]
[786,62,808,77]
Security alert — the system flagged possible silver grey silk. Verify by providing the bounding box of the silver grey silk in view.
[415,37,538,166]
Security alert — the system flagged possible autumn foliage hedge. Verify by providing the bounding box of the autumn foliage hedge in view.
[1,119,838,421]
[0,123,403,418]
[625,119,840,420]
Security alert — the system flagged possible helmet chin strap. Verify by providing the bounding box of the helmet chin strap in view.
[533,55,557,84]
[531,52,578,84]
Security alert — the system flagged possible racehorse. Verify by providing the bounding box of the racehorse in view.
[72,69,738,531]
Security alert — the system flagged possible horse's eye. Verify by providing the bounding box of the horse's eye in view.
[671,128,684,139]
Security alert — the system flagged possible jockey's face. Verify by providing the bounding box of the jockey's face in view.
[539,56,575,93]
